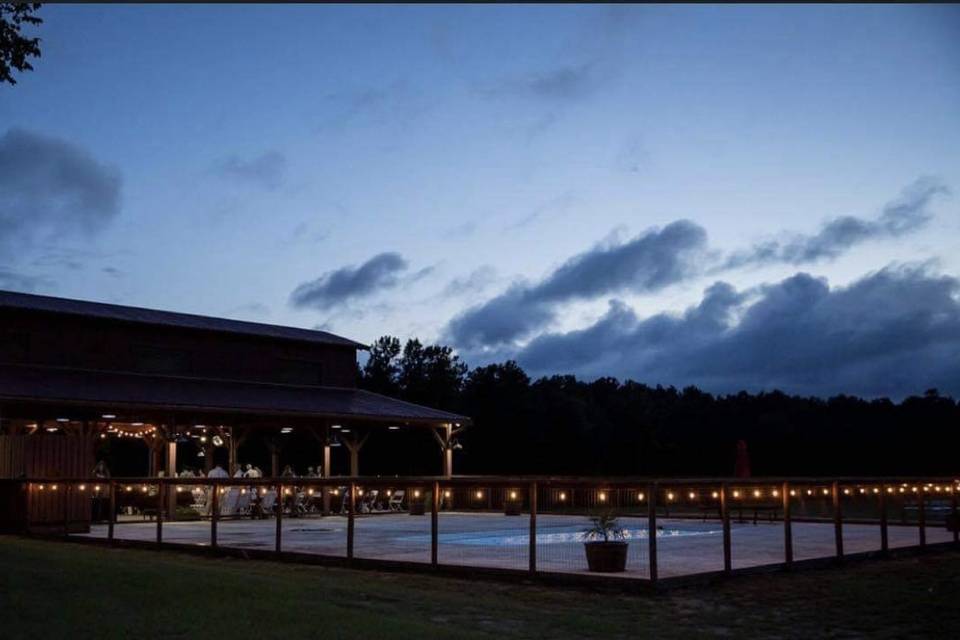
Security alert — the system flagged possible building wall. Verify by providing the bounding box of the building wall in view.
[0,309,358,388]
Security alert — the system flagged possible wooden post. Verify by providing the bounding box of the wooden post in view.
[275,482,283,554]
[321,448,332,516]
[782,481,792,567]
[271,449,280,479]
[210,484,219,549]
[347,482,356,560]
[721,483,732,574]
[431,481,439,565]
[832,481,843,560]
[107,481,116,544]
[62,482,70,538]
[529,482,537,574]
[951,488,959,546]
[165,439,177,519]
[647,482,658,583]
[918,488,926,548]
[227,428,238,477]
[879,485,889,553]
[22,481,31,536]
[156,483,164,546]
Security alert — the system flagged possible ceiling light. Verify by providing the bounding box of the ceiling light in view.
[331,424,341,430]
[56,418,69,423]
[388,425,400,431]
[280,427,293,434]
[131,422,144,427]
[101,414,116,420]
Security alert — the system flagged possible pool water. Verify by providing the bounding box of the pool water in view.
[403,524,722,547]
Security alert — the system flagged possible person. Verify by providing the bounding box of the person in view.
[250,466,263,478]
[281,464,296,478]
[179,468,195,478]
[233,466,245,478]
[306,466,316,478]
[208,464,228,478]
[242,463,254,478]
[92,460,110,479]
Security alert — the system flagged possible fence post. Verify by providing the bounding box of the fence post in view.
[60,482,70,538]
[431,481,439,566]
[275,482,283,554]
[647,482,658,583]
[782,481,792,567]
[108,481,116,545]
[529,482,537,574]
[951,487,958,546]
[879,485,889,553]
[210,483,219,549]
[347,482,356,561]
[156,483,164,546]
[721,482,731,574]
[918,486,926,549]
[832,481,843,560]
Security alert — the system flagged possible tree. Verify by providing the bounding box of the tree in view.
[1,3,42,85]
[360,336,402,395]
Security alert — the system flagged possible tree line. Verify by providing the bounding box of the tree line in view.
[357,336,960,477]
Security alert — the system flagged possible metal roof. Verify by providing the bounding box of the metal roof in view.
[0,289,365,349]
[0,364,469,425]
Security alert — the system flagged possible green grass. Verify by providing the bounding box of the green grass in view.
[1,537,958,639]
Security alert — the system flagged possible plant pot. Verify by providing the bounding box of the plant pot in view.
[584,541,628,573]
[409,501,426,516]
[504,502,522,516]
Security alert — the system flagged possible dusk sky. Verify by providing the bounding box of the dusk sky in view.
[2,4,959,399]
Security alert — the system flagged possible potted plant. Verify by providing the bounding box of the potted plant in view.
[582,512,629,572]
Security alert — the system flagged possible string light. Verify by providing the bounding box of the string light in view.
[443,490,452,498]
[558,492,567,501]
[732,490,741,499]
[637,492,645,501]
[873,488,880,494]
[665,492,674,501]
[711,491,719,499]
[94,485,101,492]
[843,488,851,496]
[753,489,761,498]
[822,488,830,496]
[598,491,607,502]
[772,489,779,498]
[806,489,813,496]
[688,491,696,500]
[307,488,314,495]
[475,490,483,499]
[413,490,421,499]
[51,484,58,491]
[78,484,86,491]
[38,484,45,491]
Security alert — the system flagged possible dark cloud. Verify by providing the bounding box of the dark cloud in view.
[216,150,286,190]
[506,191,580,230]
[445,220,708,348]
[723,178,948,269]
[507,264,960,399]
[0,128,121,259]
[289,252,408,310]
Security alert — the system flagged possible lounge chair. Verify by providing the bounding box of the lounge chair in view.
[388,489,405,512]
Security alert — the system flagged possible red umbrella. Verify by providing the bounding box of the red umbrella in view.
[734,440,751,478]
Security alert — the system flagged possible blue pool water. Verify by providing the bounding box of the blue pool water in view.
[402,524,722,547]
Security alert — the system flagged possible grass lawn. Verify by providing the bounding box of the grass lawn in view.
[1,537,958,639]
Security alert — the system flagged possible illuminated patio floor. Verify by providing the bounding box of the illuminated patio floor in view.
[75,512,952,579]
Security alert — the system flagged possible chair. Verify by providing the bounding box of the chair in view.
[388,489,405,512]
[220,488,241,517]
[259,490,277,517]
[359,489,378,514]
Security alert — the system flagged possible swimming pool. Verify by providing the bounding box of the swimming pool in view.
[402,523,722,547]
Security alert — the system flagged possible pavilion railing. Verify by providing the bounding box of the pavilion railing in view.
[3,476,959,585]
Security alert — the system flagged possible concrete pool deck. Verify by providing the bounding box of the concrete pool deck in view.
[74,512,954,579]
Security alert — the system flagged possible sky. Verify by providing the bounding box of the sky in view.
[1,4,959,399]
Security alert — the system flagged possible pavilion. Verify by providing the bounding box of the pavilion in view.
[0,290,470,487]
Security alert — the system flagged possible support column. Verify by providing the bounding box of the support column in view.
[433,424,463,478]
[165,439,177,519]
[322,438,332,516]
[342,431,369,477]
[228,428,238,477]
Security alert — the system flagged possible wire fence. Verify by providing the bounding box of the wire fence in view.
[3,476,958,585]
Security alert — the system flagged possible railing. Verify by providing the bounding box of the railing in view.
[3,476,959,586]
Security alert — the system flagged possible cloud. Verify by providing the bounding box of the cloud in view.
[445,220,709,348]
[0,128,121,260]
[723,177,948,269]
[505,264,960,399]
[441,265,499,298]
[289,252,409,310]
[215,150,287,190]
[0,267,50,292]
[506,190,580,230]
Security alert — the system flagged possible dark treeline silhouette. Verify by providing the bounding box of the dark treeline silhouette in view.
[357,336,960,478]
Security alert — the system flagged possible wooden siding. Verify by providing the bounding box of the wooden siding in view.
[0,434,95,533]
